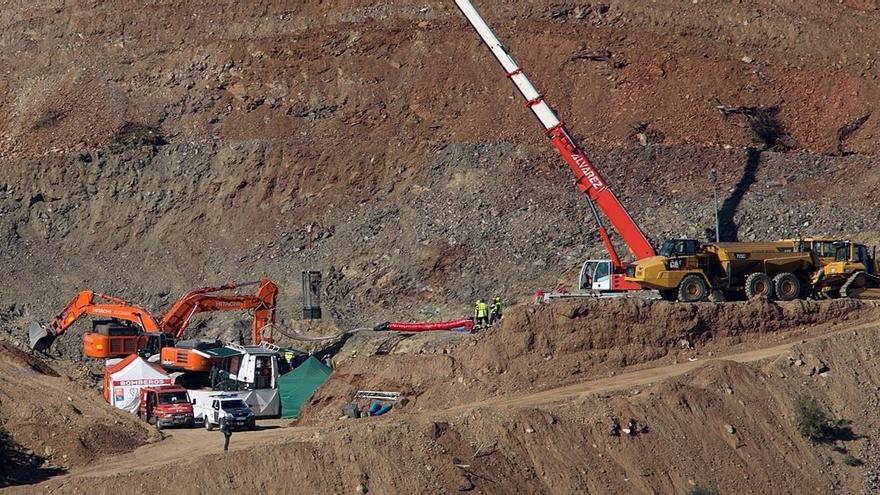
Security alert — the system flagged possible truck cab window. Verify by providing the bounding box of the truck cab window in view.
[835,244,851,262]
[660,240,699,257]
[857,245,869,264]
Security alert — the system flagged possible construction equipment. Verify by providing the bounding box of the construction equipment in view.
[454,0,655,294]
[187,343,287,418]
[812,241,880,299]
[780,238,840,265]
[29,291,160,353]
[626,240,818,302]
[207,342,285,391]
[157,279,278,371]
[30,279,278,372]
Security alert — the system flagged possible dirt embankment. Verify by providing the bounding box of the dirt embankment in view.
[0,341,159,487]
[33,315,880,495]
[305,298,872,419]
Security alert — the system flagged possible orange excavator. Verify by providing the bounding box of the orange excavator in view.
[29,279,278,372]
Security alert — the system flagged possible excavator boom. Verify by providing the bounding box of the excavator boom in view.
[30,279,278,362]
[29,291,160,351]
[157,278,278,372]
[157,278,278,343]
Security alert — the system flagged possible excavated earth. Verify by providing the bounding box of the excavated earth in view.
[1,0,880,493]
[4,299,879,494]
[305,298,870,418]
[0,341,159,486]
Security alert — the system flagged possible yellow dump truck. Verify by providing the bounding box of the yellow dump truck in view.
[626,239,818,302]
[811,241,880,299]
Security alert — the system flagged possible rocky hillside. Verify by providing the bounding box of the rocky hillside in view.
[0,0,878,337]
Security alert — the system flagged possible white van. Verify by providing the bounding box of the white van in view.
[192,393,256,431]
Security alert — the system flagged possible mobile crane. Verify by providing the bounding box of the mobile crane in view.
[29,279,278,372]
[453,0,655,294]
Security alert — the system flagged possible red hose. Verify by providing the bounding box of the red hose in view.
[379,318,475,333]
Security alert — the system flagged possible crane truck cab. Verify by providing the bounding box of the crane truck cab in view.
[579,260,613,292]
[194,394,256,431]
[626,239,816,302]
[138,385,196,428]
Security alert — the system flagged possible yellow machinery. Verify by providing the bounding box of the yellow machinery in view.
[626,239,818,302]
[783,238,840,265]
[812,241,880,299]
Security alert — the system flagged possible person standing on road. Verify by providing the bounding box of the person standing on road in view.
[220,416,232,452]
[489,296,503,325]
[474,298,489,329]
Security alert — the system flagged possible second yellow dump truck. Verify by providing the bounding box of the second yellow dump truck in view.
[626,239,818,302]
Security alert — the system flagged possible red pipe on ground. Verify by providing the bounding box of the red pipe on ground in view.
[375,319,475,333]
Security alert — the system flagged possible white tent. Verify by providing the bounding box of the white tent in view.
[105,355,172,413]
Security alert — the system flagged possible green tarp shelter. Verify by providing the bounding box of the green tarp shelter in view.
[278,356,332,419]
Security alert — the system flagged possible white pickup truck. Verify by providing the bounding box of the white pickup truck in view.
[192,393,256,431]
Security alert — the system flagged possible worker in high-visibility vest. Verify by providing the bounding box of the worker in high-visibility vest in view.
[489,296,503,325]
[283,350,297,367]
[474,299,489,329]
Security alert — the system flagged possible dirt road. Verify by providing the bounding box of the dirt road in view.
[60,420,316,479]
[436,318,880,415]
[46,317,878,485]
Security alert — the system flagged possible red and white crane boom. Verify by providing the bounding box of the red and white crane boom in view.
[454,0,656,290]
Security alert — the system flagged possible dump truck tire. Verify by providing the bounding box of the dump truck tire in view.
[745,273,773,299]
[773,273,801,301]
[677,275,709,302]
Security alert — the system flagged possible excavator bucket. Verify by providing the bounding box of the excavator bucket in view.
[28,322,57,352]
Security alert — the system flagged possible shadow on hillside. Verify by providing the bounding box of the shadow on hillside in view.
[0,449,67,488]
[717,147,761,241]
[822,420,862,443]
